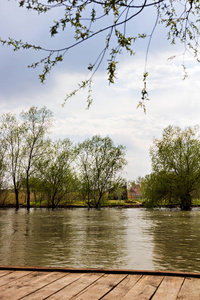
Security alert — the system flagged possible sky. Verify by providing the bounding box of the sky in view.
[1,1,200,181]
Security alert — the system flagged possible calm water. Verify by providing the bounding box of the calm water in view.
[0,207,200,272]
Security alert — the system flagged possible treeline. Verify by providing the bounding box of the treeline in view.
[141,125,200,210]
[2,108,197,210]
[0,107,127,209]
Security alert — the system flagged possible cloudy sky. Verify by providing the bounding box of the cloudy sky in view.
[1,1,200,181]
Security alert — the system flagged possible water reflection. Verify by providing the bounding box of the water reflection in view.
[145,208,200,272]
[0,209,132,269]
[0,208,200,272]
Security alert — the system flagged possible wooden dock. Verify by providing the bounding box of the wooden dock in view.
[0,266,200,299]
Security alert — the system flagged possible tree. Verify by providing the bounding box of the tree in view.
[0,113,25,210]
[77,135,127,208]
[0,135,8,207]
[25,176,46,206]
[1,1,200,109]
[142,171,179,207]
[108,177,128,201]
[128,176,143,199]
[36,138,77,208]
[150,125,200,209]
[21,106,53,210]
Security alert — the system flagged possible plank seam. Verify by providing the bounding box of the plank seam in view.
[42,273,88,300]
[0,271,35,288]
[18,272,70,300]
[98,274,129,300]
[67,273,106,300]
[176,277,186,299]
[149,275,165,300]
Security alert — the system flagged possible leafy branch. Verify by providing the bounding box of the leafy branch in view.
[1,1,200,109]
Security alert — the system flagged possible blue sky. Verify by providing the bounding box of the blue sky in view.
[1,1,200,181]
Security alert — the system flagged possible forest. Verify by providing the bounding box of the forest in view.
[1,107,200,210]
[0,106,127,209]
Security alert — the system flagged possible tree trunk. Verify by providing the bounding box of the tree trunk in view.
[180,193,192,210]
[26,174,30,211]
[95,191,103,209]
[14,187,19,210]
[13,176,19,210]
[51,192,56,209]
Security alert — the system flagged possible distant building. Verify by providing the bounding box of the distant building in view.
[129,187,142,199]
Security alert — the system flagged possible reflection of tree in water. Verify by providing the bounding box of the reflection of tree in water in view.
[0,209,32,266]
[145,209,200,272]
[76,209,127,268]
[2,208,127,268]
[4,208,200,271]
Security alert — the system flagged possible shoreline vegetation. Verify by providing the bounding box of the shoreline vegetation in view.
[0,194,144,209]
[1,193,200,209]
[1,108,200,211]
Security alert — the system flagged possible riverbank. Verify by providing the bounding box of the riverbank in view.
[0,192,145,209]
[1,193,200,209]
[2,201,200,210]
[0,201,144,209]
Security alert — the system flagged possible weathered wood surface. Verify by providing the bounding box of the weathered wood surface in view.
[0,267,200,299]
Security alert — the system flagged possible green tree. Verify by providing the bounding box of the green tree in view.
[20,106,53,210]
[0,136,8,206]
[0,113,25,210]
[150,125,200,209]
[1,1,200,108]
[77,135,127,208]
[36,138,77,208]
[26,176,46,206]
[107,177,128,201]
[142,171,179,207]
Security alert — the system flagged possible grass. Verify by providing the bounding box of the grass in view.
[0,192,144,209]
[4,192,200,209]
[192,199,200,207]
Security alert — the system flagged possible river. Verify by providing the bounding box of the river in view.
[0,207,200,272]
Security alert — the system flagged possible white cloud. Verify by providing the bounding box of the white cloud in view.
[1,3,200,180]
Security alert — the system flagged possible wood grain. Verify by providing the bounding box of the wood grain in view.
[0,268,200,300]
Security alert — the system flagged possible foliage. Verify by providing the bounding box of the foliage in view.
[20,106,53,210]
[36,139,78,208]
[0,108,129,209]
[2,1,200,109]
[107,177,128,201]
[0,137,7,202]
[0,113,26,209]
[147,125,200,209]
[142,171,180,207]
[77,135,127,208]
[128,176,143,197]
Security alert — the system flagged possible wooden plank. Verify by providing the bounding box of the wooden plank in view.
[122,275,164,300]
[151,276,184,300]
[177,277,200,300]
[21,272,86,300]
[71,273,127,300]
[0,271,32,287]
[2,272,69,300]
[47,273,104,300]
[0,270,12,277]
[0,268,200,300]
[101,274,142,299]
[0,271,57,300]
